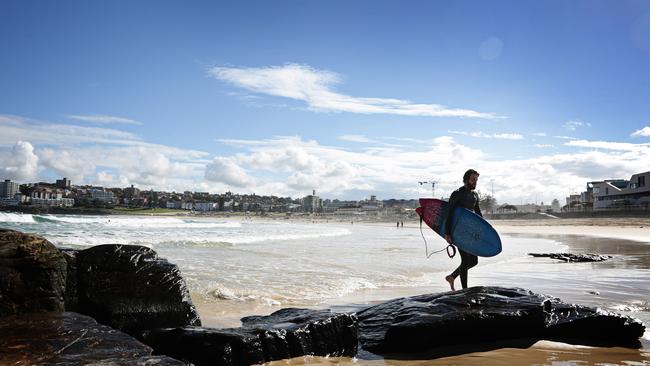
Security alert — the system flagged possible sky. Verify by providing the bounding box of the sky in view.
[1,0,650,205]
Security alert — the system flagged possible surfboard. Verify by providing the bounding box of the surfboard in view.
[415,198,502,257]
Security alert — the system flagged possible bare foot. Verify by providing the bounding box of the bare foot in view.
[445,275,456,291]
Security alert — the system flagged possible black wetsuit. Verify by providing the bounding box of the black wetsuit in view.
[446,186,482,289]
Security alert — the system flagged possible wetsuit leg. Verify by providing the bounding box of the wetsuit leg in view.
[450,249,478,289]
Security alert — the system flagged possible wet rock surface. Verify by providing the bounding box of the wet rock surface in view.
[0,311,185,365]
[0,229,67,316]
[59,248,79,312]
[356,286,645,355]
[76,244,201,334]
[529,253,613,262]
[141,308,357,366]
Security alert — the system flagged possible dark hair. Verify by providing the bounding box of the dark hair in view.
[463,169,480,183]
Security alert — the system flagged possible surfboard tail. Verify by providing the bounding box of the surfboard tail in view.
[416,198,446,234]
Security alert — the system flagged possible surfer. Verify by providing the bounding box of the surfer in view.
[444,169,482,291]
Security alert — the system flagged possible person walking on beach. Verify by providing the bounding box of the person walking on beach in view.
[445,169,482,291]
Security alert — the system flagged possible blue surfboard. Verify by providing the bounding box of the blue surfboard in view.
[416,198,502,257]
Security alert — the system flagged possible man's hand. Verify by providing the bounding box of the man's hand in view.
[445,234,453,245]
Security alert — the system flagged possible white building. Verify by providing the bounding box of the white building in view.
[303,190,321,213]
[589,171,650,210]
[1,179,20,198]
[195,202,217,212]
[90,188,115,203]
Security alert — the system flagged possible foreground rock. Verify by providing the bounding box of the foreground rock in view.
[0,311,185,365]
[0,229,67,316]
[141,308,357,366]
[74,244,202,334]
[529,253,613,262]
[356,286,645,355]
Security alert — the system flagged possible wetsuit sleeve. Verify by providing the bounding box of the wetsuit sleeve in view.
[474,193,483,217]
[445,190,459,235]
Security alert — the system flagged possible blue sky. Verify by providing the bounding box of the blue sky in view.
[1,0,650,204]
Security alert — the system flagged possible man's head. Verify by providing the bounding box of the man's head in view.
[463,169,480,190]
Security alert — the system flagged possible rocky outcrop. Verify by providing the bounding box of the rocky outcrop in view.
[0,311,185,365]
[59,248,79,312]
[141,308,357,366]
[0,229,67,316]
[356,286,645,355]
[529,253,613,262]
[75,244,201,334]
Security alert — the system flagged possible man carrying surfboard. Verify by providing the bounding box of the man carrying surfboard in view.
[444,169,482,291]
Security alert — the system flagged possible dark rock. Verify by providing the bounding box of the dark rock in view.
[76,244,201,335]
[356,286,645,355]
[528,253,613,262]
[141,308,357,366]
[141,327,266,366]
[241,308,358,357]
[59,248,79,312]
[0,311,185,365]
[0,229,67,317]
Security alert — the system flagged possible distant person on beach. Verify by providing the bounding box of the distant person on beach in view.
[445,169,482,291]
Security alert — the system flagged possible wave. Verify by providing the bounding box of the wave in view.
[224,228,352,244]
[0,212,36,224]
[32,215,242,229]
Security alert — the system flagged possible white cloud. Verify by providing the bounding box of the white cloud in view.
[1,141,39,181]
[534,144,555,148]
[95,171,114,186]
[206,135,650,205]
[205,157,253,187]
[631,126,650,137]
[565,139,650,152]
[448,130,524,140]
[554,135,578,140]
[563,120,592,131]
[338,135,376,143]
[0,115,210,191]
[66,114,143,125]
[0,114,141,146]
[210,63,499,119]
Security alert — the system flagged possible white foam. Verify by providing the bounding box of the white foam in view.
[224,228,352,244]
[0,212,36,224]
[35,215,242,229]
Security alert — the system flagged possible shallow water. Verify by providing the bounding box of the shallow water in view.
[2,212,648,364]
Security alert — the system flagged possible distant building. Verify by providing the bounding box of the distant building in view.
[322,199,354,212]
[514,203,551,213]
[29,186,74,207]
[56,177,71,189]
[166,201,181,209]
[90,188,115,203]
[195,202,217,211]
[302,190,321,213]
[1,179,19,198]
[565,194,582,206]
[124,184,140,199]
[589,171,650,210]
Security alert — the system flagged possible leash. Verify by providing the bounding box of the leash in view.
[419,215,456,259]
